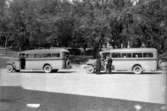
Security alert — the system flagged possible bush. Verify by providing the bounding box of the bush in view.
[70,55,93,64]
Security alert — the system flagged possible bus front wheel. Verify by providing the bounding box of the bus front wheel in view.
[7,64,15,73]
[43,64,52,73]
[132,65,143,74]
[86,65,95,74]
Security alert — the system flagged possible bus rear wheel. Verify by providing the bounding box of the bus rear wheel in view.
[133,65,143,74]
[43,64,52,73]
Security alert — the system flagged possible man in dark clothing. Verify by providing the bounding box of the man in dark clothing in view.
[96,55,101,74]
[20,54,26,69]
[107,58,112,74]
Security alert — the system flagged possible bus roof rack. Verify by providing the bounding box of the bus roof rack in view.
[19,48,69,54]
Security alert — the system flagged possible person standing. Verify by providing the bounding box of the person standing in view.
[107,57,112,74]
[96,54,101,74]
[20,53,26,69]
[104,57,108,73]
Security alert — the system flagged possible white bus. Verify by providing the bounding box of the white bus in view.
[6,48,71,73]
[86,48,158,74]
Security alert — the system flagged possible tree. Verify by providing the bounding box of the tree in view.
[0,0,167,54]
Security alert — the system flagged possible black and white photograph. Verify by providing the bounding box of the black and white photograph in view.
[0,0,166,111]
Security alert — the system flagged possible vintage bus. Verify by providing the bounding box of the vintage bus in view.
[86,48,158,74]
[6,48,71,73]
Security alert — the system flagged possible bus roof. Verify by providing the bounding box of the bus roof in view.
[19,48,69,54]
[101,48,157,53]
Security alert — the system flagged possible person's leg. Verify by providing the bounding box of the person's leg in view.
[96,59,101,74]
[104,64,106,73]
[106,64,108,73]
[109,67,111,74]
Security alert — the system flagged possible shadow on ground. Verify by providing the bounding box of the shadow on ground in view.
[0,86,165,111]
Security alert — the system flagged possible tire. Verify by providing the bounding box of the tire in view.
[43,64,52,73]
[7,64,15,73]
[86,65,95,74]
[52,69,58,73]
[133,65,143,74]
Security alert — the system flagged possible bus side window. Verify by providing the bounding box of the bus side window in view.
[143,53,153,58]
[33,54,41,58]
[112,53,121,58]
[34,54,37,58]
[103,53,110,59]
[122,53,127,58]
[28,54,33,58]
[24,54,28,58]
[43,53,51,58]
[133,53,142,58]
[19,53,25,58]
[52,53,60,57]
[127,53,132,58]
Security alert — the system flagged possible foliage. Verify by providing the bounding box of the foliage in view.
[0,0,167,54]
